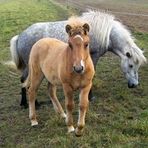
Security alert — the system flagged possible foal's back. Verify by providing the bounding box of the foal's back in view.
[29,38,67,85]
[30,38,67,63]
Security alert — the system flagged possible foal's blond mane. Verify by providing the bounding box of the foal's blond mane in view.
[67,16,89,36]
[68,16,86,28]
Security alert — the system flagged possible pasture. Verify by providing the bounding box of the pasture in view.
[0,0,148,147]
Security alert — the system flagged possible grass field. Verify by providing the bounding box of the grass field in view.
[0,0,148,147]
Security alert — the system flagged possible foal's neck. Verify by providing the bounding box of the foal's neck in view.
[64,46,73,74]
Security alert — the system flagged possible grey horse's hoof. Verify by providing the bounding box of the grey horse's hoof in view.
[20,102,28,109]
[20,100,40,109]
[89,96,96,102]
[35,100,40,109]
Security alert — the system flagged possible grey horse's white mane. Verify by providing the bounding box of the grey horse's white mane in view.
[82,10,146,65]
[82,10,114,49]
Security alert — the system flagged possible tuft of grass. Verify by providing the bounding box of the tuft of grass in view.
[0,0,148,147]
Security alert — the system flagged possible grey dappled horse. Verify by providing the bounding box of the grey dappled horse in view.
[10,11,146,108]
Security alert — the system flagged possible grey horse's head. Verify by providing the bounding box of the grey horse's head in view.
[110,20,147,88]
[119,46,146,88]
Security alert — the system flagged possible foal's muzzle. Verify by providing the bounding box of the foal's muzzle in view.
[73,65,84,74]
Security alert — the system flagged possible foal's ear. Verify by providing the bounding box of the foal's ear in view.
[65,24,72,34]
[83,23,90,34]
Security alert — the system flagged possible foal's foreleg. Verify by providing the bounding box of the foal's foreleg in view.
[75,83,92,136]
[48,83,66,118]
[63,84,75,133]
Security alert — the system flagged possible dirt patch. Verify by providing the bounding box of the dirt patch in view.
[56,0,148,32]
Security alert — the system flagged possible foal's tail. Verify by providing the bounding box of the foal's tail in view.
[23,68,30,89]
[10,35,24,70]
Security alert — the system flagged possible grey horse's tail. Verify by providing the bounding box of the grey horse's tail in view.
[10,35,24,70]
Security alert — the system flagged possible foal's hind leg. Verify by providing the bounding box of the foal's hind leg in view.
[47,83,66,118]
[21,67,40,108]
[28,70,44,126]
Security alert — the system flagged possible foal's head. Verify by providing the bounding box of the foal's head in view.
[65,19,90,74]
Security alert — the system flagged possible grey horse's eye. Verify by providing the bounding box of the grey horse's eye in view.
[126,52,131,58]
[129,64,133,68]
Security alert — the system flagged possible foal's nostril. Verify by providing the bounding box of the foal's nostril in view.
[73,66,84,73]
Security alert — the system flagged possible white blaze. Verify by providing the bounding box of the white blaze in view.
[80,60,84,67]
[74,35,83,41]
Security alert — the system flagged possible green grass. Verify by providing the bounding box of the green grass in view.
[0,0,148,147]
[0,0,70,61]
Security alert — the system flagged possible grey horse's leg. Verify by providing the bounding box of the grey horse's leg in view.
[89,52,99,101]
[20,67,28,108]
[20,67,39,108]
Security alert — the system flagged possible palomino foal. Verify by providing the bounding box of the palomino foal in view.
[26,18,95,136]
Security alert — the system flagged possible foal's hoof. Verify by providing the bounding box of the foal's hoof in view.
[61,112,67,119]
[68,126,75,133]
[75,127,84,137]
[31,120,38,126]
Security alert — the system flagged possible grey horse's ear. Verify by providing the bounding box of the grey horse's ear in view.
[126,52,131,58]
[83,23,90,33]
[65,24,72,34]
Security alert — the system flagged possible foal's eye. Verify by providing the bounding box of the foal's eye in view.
[84,43,89,48]
[129,64,133,68]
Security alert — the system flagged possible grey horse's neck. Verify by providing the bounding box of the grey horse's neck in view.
[81,12,114,57]
[107,21,129,59]
[89,32,109,56]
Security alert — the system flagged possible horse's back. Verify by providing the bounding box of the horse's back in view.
[17,21,67,65]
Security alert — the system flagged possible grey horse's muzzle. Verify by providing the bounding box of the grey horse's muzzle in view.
[128,80,139,88]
